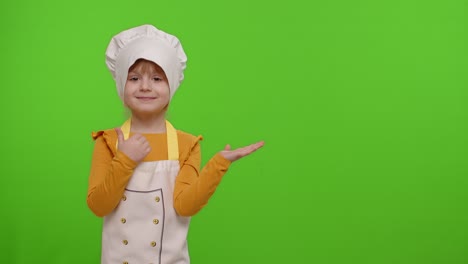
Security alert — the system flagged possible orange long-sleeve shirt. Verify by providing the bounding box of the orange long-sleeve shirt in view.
[87,128,231,217]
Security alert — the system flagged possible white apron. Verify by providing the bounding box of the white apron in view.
[101,119,191,264]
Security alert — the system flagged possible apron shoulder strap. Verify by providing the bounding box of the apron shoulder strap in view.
[116,119,179,160]
[165,120,179,161]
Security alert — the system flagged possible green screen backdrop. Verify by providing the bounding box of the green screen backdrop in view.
[1,0,467,263]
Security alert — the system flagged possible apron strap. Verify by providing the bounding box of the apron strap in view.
[120,119,132,141]
[117,119,179,160]
[165,120,179,161]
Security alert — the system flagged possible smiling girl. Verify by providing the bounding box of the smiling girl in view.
[86,25,264,264]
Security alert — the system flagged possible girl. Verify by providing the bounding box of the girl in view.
[87,24,264,264]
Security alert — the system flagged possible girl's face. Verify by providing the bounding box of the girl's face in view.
[124,59,170,117]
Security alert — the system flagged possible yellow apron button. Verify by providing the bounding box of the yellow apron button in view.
[155,196,160,202]
[122,195,127,201]
[153,219,159,224]
[123,262,128,264]
[151,241,157,247]
[122,240,128,245]
[121,218,126,224]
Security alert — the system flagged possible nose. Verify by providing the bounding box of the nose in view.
[140,78,151,91]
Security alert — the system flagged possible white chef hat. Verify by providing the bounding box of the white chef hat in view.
[105,24,187,100]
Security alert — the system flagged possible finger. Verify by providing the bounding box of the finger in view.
[237,143,260,153]
[141,140,151,149]
[224,144,231,151]
[115,128,125,143]
[229,149,249,159]
[141,138,150,147]
[132,134,148,144]
[247,141,264,152]
[251,141,265,151]
[145,146,152,154]
[236,142,263,157]
[131,133,143,141]
[240,148,255,157]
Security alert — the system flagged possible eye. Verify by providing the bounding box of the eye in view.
[128,76,139,81]
[153,77,163,81]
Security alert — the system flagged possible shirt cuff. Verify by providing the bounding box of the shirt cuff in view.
[213,152,232,169]
[115,150,138,170]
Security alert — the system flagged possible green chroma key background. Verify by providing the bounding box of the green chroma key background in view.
[1,0,467,263]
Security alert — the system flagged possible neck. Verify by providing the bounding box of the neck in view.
[130,112,167,134]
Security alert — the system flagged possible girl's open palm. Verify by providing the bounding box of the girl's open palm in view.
[220,141,265,162]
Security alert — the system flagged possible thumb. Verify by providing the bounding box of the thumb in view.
[115,127,125,143]
[224,144,231,151]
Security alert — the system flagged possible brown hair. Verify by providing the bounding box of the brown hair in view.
[128,59,168,80]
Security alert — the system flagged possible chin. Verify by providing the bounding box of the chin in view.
[134,108,167,116]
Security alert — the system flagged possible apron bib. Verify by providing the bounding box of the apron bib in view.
[101,120,191,264]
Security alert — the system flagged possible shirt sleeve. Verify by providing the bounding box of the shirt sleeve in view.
[173,137,232,216]
[87,131,138,217]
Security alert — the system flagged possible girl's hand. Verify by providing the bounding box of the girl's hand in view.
[220,141,265,162]
[115,128,151,163]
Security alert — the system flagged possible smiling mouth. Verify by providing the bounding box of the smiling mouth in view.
[136,97,157,100]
